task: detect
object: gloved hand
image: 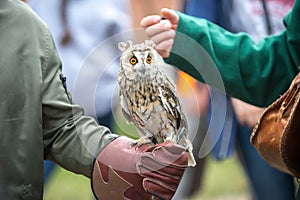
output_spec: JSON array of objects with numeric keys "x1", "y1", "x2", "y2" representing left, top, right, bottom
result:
[{"x1": 91, "y1": 136, "x2": 188, "y2": 200}]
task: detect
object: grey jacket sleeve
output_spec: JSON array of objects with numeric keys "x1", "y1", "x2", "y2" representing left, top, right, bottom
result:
[{"x1": 41, "y1": 24, "x2": 118, "y2": 177}]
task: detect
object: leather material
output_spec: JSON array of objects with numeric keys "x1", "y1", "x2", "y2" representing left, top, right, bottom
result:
[
  {"x1": 91, "y1": 136, "x2": 188, "y2": 200},
  {"x1": 251, "y1": 72, "x2": 300, "y2": 178}
]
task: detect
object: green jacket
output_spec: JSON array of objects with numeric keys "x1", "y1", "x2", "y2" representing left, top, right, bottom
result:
[
  {"x1": 0, "y1": 1, "x2": 117, "y2": 199},
  {"x1": 166, "y1": 0, "x2": 300, "y2": 107}
]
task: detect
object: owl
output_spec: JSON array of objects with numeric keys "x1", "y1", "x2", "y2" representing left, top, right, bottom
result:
[{"x1": 118, "y1": 40, "x2": 196, "y2": 167}]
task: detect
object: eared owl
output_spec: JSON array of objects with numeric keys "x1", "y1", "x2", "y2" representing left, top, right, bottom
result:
[{"x1": 118, "y1": 40, "x2": 196, "y2": 166}]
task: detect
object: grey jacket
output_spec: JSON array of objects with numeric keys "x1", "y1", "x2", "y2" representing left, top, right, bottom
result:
[{"x1": 0, "y1": 1, "x2": 117, "y2": 199}]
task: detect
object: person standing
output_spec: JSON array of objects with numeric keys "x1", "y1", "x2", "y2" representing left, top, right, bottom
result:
[
  {"x1": 27, "y1": 0, "x2": 131, "y2": 184},
  {"x1": 0, "y1": 1, "x2": 188, "y2": 199}
]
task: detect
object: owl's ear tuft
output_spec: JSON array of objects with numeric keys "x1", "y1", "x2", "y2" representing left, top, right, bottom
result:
[
  {"x1": 118, "y1": 40, "x2": 133, "y2": 52},
  {"x1": 145, "y1": 40, "x2": 156, "y2": 48}
]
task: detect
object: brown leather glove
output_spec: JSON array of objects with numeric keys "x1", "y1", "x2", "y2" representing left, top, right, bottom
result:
[{"x1": 91, "y1": 136, "x2": 188, "y2": 200}]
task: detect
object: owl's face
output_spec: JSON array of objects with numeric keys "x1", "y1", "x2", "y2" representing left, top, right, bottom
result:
[{"x1": 118, "y1": 40, "x2": 159, "y2": 80}]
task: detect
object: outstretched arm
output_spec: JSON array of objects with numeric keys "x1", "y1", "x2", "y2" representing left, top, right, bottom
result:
[{"x1": 141, "y1": 7, "x2": 300, "y2": 106}]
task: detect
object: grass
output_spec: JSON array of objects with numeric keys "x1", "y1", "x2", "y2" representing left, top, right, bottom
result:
[
  {"x1": 192, "y1": 156, "x2": 250, "y2": 200},
  {"x1": 44, "y1": 169, "x2": 93, "y2": 200}
]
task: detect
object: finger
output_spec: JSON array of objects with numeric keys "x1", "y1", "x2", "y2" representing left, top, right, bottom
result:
[
  {"x1": 144, "y1": 20, "x2": 173, "y2": 38},
  {"x1": 143, "y1": 178, "x2": 175, "y2": 200},
  {"x1": 150, "y1": 29, "x2": 176, "y2": 45},
  {"x1": 138, "y1": 149, "x2": 186, "y2": 174},
  {"x1": 140, "y1": 166, "x2": 184, "y2": 184},
  {"x1": 138, "y1": 159, "x2": 184, "y2": 179},
  {"x1": 161, "y1": 8, "x2": 179, "y2": 25},
  {"x1": 140, "y1": 15, "x2": 161, "y2": 28},
  {"x1": 155, "y1": 39, "x2": 174, "y2": 58}
]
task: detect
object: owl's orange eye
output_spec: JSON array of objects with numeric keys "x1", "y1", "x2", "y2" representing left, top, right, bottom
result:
[
  {"x1": 129, "y1": 56, "x2": 138, "y2": 65},
  {"x1": 146, "y1": 55, "x2": 152, "y2": 64}
]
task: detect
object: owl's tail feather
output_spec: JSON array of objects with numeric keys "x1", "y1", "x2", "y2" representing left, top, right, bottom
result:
[
  {"x1": 176, "y1": 127, "x2": 186, "y2": 144},
  {"x1": 177, "y1": 127, "x2": 196, "y2": 167},
  {"x1": 188, "y1": 151, "x2": 196, "y2": 167}
]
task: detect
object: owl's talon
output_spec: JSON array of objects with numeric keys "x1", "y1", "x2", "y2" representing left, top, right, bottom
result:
[
  {"x1": 131, "y1": 137, "x2": 152, "y2": 150},
  {"x1": 127, "y1": 140, "x2": 138, "y2": 149},
  {"x1": 134, "y1": 143, "x2": 142, "y2": 150}
]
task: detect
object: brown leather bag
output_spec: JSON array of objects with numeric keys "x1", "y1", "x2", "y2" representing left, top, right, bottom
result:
[{"x1": 251, "y1": 72, "x2": 300, "y2": 178}]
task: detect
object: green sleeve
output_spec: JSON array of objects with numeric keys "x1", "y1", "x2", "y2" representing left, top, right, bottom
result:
[
  {"x1": 41, "y1": 28, "x2": 118, "y2": 177},
  {"x1": 166, "y1": 1, "x2": 300, "y2": 107}
]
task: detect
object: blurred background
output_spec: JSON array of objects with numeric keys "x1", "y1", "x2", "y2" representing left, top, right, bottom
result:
[{"x1": 25, "y1": 0, "x2": 296, "y2": 199}]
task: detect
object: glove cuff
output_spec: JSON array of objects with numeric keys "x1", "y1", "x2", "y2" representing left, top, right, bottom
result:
[{"x1": 91, "y1": 136, "x2": 150, "y2": 199}]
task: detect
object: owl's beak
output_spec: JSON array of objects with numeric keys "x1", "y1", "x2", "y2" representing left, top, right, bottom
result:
[{"x1": 139, "y1": 64, "x2": 146, "y2": 75}]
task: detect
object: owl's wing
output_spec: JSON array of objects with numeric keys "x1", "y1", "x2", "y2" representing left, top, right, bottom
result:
[
  {"x1": 159, "y1": 77, "x2": 196, "y2": 166},
  {"x1": 158, "y1": 80, "x2": 187, "y2": 131},
  {"x1": 119, "y1": 94, "x2": 134, "y2": 124},
  {"x1": 120, "y1": 90, "x2": 148, "y2": 129}
]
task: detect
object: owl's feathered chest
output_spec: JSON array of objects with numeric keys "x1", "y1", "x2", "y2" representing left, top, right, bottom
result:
[
  {"x1": 119, "y1": 72, "x2": 165, "y2": 115},
  {"x1": 118, "y1": 70, "x2": 184, "y2": 139}
]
